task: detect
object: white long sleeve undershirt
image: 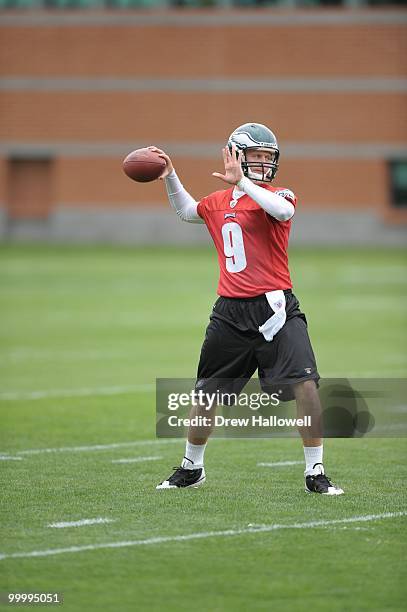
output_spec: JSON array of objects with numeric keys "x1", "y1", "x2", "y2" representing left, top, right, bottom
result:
[
  {"x1": 163, "y1": 170, "x2": 203, "y2": 223},
  {"x1": 236, "y1": 176, "x2": 295, "y2": 222},
  {"x1": 164, "y1": 171, "x2": 295, "y2": 223}
]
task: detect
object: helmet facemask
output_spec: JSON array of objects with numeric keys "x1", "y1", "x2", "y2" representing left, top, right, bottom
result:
[{"x1": 240, "y1": 147, "x2": 279, "y2": 183}]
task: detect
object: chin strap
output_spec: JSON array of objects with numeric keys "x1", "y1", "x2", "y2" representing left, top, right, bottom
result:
[{"x1": 246, "y1": 167, "x2": 273, "y2": 182}]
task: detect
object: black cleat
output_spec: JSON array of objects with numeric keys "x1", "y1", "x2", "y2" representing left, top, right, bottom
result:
[
  {"x1": 156, "y1": 466, "x2": 206, "y2": 490},
  {"x1": 305, "y1": 463, "x2": 344, "y2": 496}
]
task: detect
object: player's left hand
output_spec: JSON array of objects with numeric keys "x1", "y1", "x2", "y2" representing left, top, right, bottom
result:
[{"x1": 212, "y1": 145, "x2": 244, "y2": 185}]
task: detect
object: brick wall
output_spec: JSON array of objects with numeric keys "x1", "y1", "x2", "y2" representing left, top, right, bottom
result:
[{"x1": 0, "y1": 9, "x2": 406, "y2": 241}]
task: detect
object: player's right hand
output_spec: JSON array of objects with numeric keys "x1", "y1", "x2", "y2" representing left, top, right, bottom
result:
[{"x1": 147, "y1": 146, "x2": 174, "y2": 179}]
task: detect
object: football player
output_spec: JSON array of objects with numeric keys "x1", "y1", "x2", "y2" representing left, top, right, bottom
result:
[{"x1": 150, "y1": 122, "x2": 343, "y2": 495}]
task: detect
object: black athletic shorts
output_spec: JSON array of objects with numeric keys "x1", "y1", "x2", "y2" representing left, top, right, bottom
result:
[{"x1": 195, "y1": 290, "x2": 319, "y2": 402}]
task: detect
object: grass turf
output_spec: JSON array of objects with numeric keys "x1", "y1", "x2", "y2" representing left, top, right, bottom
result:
[{"x1": 0, "y1": 245, "x2": 406, "y2": 611}]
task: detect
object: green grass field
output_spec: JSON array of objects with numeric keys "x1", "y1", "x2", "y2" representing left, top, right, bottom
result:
[{"x1": 0, "y1": 245, "x2": 406, "y2": 611}]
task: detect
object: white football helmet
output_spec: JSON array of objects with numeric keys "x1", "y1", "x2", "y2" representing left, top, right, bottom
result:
[{"x1": 228, "y1": 122, "x2": 279, "y2": 182}]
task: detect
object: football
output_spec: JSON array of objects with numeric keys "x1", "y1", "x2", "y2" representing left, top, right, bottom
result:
[{"x1": 122, "y1": 148, "x2": 166, "y2": 183}]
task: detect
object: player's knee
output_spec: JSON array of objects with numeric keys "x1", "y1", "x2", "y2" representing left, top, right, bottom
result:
[{"x1": 293, "y1": 378, "x2": 318, "y2": 399}]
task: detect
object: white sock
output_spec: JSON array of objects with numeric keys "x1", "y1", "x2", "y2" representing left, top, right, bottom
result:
[
  {"x1": 181, "y1": 441, "x2": 206, "y2": 470},
  {"x1": 303, "y1": 445, "x2": 324, "y2": 476}
]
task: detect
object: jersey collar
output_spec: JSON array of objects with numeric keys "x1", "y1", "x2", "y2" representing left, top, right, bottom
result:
[{"x1": 232, "y1": 185, "x2": 245, "y2": 200}]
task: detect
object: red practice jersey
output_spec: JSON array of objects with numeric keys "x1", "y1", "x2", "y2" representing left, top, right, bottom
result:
[{"x1": 197, "y1": 184, "x2": 297, "y2": 298}]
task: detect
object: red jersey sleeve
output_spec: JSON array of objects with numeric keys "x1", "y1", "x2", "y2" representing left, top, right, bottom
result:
[
  {"x1": 273, "y1": 187, "x2": 297, "y2": 208},
  {"x1": 197, "y1": 195, "x2": 211, "y2": 220}
]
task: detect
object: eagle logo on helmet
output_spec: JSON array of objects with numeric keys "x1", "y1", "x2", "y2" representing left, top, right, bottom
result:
[{"x1": 228, "y1": 122, "x2": 279, "y2": 183}]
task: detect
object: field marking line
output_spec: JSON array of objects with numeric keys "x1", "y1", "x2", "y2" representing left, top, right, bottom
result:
[
  {"x1": 1, "y1": 511, "x2": 405, "y2": 561},
  {"x1": 48, "y1": 518, "x2": 116, "y2": 529},
  {"x1": 0, "y1": 456, "x2": 23, "y2": 461},
  {"x1": 11, "y1": 439, "x2": 182, "y2": 456},
  {"x1": 3, "y1": 373, "x2": 407, "y2": 402},
  {"x1": 5, "y1": 437, "x2": 277, "y2": 458},
  {"x1": 258, "y1": 461, "x2": 303, "y2": 467},
  {"x1": 0, "y1": 384, "x2": 154, "y2": 401},
  {"x1": 322, "y1": 371, "x2": 407, "y2": 378},
  {"x1": 337, "y1": 300, "x2": 407, "y2": 312},
  {"x1": 390, "y1": 404, "x2": 407, "y2": 414},
  {"x1": 111, "y1": 456, "x2": 162, "y2": 464},
  {"x1": 2, "y1": 348, "x2": 140, "y2": 363}
]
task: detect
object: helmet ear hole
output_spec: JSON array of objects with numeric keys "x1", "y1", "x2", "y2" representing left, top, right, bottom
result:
[{"x1": 229, "y1": 143, "x2": 242, "y2": 160}]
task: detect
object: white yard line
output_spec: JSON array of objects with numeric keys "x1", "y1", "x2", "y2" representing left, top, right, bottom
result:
[
  {"x1": 111, "y1": 456, "x2": 162, "y2": 464},
  {"x1": 2, "y1": 437, "x2": 270, "y2": 459},
  {"x1": 3, "y1": 349, "x2": 137, "y2": 363},
  {"x1": 0, "y1": 384, "x2": 154, "y2": 401},
  {"x1": 48, "y1": 518, "x2": 116, "y2": 529},
  {"x1": 13, "y1": 439, "x2": 182, "y2": 456},
  {"x1": 337, "y1": 300, "x2": 407, "y2": 311},
  {"x1": 0, "y1": 456, "x2": 23, "y2": 461},
  {"x1": 1, "y1": 511, "x2": 405, "y2": 561},
  {"x1": 2, "y1": 373, "x2": 406, "y2": 402},
  {"x1": 391, "y1": 405, "x2": 407, "y2": 414},
  {"x1": 322, "y1": 371, "x2": 407, "y2": 378},
  {"x1": 338, "y1": 267, "x2": 407, "y2": 284},
  {"x1": 258, "y1": 461, "x2": 303, "y2": 467}
]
